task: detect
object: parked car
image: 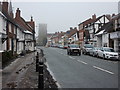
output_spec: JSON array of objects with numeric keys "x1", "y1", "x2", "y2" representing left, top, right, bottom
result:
[
  {"x1": 89, "y1": 47, "x2": 101, "y2": 57},
  {"x1": 67, "y1": 44, "x2": 81, "y2": 55},
  {"x1": 82, "y1": 44, "x2": 94, "y2": 55},
  {"x1": 63, "y1": 45, "x2": 68, "y2": 49},
  {"x1": 59, "y1": 45, "x2": 64, "y2": 49},
  {"x1": 97, "y1": 47, "x2": 119, "y2": 60},
  {"x1": 51, "y1": 44, "x2": 58, "y2": 48}
]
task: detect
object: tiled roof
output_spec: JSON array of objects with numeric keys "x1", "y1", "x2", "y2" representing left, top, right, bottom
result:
[
  {"x1": 78, "y1": 18, "x2": 95, "y2": 26},
  {"x1": 67, "y1": 29, "x2": 77, "y2": 38},
  {"x1": 2, "y1": 10, "x2": 17, "y2": 25}
]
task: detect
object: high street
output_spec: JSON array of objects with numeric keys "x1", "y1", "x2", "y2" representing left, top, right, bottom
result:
[{"x1": 41, "y1": 47, "x2": 118, "y2": 88}]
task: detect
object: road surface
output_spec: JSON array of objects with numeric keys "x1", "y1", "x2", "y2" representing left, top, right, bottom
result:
[{"x1": 41, "y1": 47, "x2": 118, "y2": 88}]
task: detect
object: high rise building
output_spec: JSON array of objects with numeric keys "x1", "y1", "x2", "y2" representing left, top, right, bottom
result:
[{"x1": 37, "y1": 23, "x2": 47, "y2": 46}]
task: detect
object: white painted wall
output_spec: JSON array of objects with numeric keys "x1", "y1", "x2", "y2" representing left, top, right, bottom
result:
[
  {"x1": 97, "y1": 36, "x2": 102, "y2": 47},
  {"x1": 25, "y1": 33, "x2": 34, "y2": 51},
  {"x1": 114, "y1": 39, "x2": 119, "y2": 52},
  {"x1": 71, "y1": 33, "x2": 78, "y2": 42},
  {"x1": 0, "y1": 12, "x2": 7, "y2": 51},
  {"x1": 17, "y1": 28, "x2": 24, "y2": 41},
  {"x1": 17, "y1": 42, "x2": 24, "y2": 54},
  {"x1": 102, "y1": 33, "x2": 109, "y2": 47},
  {"x1": 17, "y1": 28, "x2": 25, "y2": 54},
  {"x1": 9, "y1": 38, "x2": 12, "y2": 50}
]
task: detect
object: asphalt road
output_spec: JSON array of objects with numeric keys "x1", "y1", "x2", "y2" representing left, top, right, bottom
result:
[{"x1": 40, "y1": 47, "x2": 118, "y2": 88}]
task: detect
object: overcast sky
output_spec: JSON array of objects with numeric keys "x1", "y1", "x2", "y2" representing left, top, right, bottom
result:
[{"x1": 12, "y1": 2, "x2": 118, "y2": 35}]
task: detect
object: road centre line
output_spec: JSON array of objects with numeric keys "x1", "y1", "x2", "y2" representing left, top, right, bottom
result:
[
  {"x1": 77, "y1": 60, "x2": 88, "y2": 65},
  {"x1": 93, "y1": 65, "x2": 114, "y2": 75}
]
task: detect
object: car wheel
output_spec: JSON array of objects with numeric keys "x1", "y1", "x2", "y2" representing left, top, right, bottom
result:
[
  {"x1": 96, "y1": 54, "x2": 99, "y2": 58},
  {"x1": 79, "y1": 52, "x2": 81, "y2": 56},
  {"x1": 70, "y1": 52, "x2": 72, "y2": 55},
  {"x1": 67, "y1": 51, "x2": 69, "y2": 55},
  {"x1": 82, "y1": 51, "x2": 84, "y2": 54}
]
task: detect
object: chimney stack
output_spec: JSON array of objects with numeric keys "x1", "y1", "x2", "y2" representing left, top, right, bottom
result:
[
  {"x1": 15, "y1": 8, "x2": 21, "y2": 18},
  {"x1": 31, "y1": 16, "x2": 33, "y2": 21},
  {"x1": 2, "y1": 1, "x2": 8, "y2": 13},
  {"x1": 112, "y1": 13, "x2": 115, "y2": 17},
  {"x1": 106, "y1": 14, "x2": 111, "y2": 20},
  {"x1": 74, "y1": 27, "x2": 77, "y2": 30},
  {"x1": 70, "y1": 27, "x2": 73, "y2": 31},
  {"x1": 92, "y1": 14, "x2": 96, "y2": 20}
]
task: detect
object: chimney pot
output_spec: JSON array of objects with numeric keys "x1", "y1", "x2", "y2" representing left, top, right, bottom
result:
[
  {"x1": 15, "y1": 8, "x2": 21, "y2": 18},
  {"x1": 112, "y1": 13, "x2": 115, "y2": 17},
  {"x1": 70, "y1": 27, "x2": 73, "y2": 30},
  {"x1": 92, "y1": 14, "x2": 96, "y2": 20}
]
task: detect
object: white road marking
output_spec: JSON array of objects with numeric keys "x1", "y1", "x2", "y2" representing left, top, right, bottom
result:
[
  {"x1": 45, "y1": 62, "x2": 61, "y2": 88},
  {"x1": 77, "y1": 60, "x2": 88, "y2": 65},
  {"x1": 93, "y1": 66, "x2": 114, "y2": 75},
  {"x1": 69, "y1": 56, "x2": 75, "y2": 59}
]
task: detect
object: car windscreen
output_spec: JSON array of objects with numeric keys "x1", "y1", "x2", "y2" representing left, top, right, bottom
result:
[
  {"x1": 84, "y1": 44, "x2": 93, "y2": 48},
  {"x1": 104, "y1": 48, "x2": 115, "y2": 52},
  {"x1": 94, "y1": 47, "x2": 100, "y2": 50},
  {"x1": 69, "y1": 45, "x2": 79, "y2": 48}
]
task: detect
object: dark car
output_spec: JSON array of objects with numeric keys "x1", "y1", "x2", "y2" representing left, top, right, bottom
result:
[
  {"x1": 67, "y1": 44, "x2": 81, "y2": 56},
  {"x1": 82, "y1": 44, "x2": 94, "y2": 55}
]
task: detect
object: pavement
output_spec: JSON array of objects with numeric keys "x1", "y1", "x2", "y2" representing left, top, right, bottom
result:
[
  {"x1": 2, "y1": 52, "x2": 37, "y2": 88},
  {"x1": 1, "y1": 49, "x2": 59, "y2": 89},
  {"x1": 41, "y1": 47, "x2": 119, "y2": 88}
]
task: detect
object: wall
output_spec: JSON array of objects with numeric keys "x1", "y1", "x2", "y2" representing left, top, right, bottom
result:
[
  {"x1": 97, "y1": 35, "x2": 102, "y2": 47},
  {"x1": 17, "y1": 28, "x2": 25, "y2": 54},
  {"x1": 0, "y1": 12, "x2": 7, "y2": 51},
  {"x1": 102, "y1": 33, "x2": 109, "y2": 47}
]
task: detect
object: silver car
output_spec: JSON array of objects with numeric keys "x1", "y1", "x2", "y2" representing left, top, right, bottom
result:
[
  {"x1": 89, "y1": 47, "x2": 101, "y2": 57},
  {"x1": 67, "y1": 44, "x2": 81, "y2": 56},
  {"x1": 82, "y1": 44, "x2": 94, "y2": 55}
]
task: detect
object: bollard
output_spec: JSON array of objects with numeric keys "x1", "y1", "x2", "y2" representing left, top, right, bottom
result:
[
  {"x1": 40, "y1": 49, "x2": 44, "y2": 57},
  {"x1": 38, "y1": 59, "x2": 44, "y2": 89},
  {"x1": 36, "y1": 52, "x2": 39, "y2": 72}
]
